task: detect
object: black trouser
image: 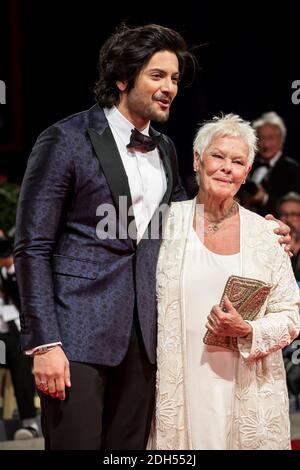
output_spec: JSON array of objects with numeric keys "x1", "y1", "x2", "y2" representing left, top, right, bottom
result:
[
  {"x1": 0, "y1": 331, "x2": 36, "y2": 420},
  {"x1": 39, "y1": 318, "x2": 156, "y2": 450}
]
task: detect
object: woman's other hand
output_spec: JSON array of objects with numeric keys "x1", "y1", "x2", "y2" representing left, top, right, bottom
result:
[{"x1": 206, "y1": 296, "x2": 252, "y2": 338}]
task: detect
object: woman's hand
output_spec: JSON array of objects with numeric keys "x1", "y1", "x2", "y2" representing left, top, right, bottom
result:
[
  {"x1": 206, "y1": 296, "x2": 252, "y2": 338},
  {"x1": 265, "y1": 214, "x2": 292, "y2": 257}
]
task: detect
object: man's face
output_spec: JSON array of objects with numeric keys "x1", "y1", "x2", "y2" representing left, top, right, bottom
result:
[
  {"x1": 117, "y1": 50, "x2": 179, "y2": 130},
  {"x1": 257, "y1": 124, "x2": 283, "y2": 161},
  {"x1": 279, "y1": 200, "x2": 300, "y2": 232}
]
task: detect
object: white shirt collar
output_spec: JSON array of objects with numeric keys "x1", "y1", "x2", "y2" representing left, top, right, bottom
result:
[
  {"x1": 268, "y1": 150, "x2": 282, "y2": 167},
  {"x1": 104, "y1": 106, "x2": 150, "y2": 147}
]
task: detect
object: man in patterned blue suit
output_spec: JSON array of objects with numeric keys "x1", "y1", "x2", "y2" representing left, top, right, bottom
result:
[{"x1": 14, "y1": 24, "x2": 191, "y2": 450}]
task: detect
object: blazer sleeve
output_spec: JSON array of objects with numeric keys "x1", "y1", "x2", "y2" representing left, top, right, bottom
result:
[
  {"x1": 14, "y1": 125, "x2": 74, "y2": 350},
  {"x1": 238, "y1": 242, "x2": 300, "y2": 361}
]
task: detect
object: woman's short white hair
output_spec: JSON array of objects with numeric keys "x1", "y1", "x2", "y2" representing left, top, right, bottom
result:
[
  {"x1": 252, "y1": 111, "x2": 287, "y2": 142},
  {"x1": 193, "y1": 113, "x2": 258, "y2": 165}
]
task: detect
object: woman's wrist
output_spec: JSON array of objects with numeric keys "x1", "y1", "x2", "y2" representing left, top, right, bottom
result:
[{"x1": 241, "y1": 322, "x2": 252, "y2": 338}]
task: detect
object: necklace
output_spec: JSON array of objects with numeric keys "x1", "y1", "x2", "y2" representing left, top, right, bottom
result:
[{"x1": 198, "y1": 201, "x2": 238, "y2": 236}]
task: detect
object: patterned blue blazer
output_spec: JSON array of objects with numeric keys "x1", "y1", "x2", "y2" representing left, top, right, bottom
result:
[{"x1": 14, "y1": 104, "x2": 186, "y2": 365}]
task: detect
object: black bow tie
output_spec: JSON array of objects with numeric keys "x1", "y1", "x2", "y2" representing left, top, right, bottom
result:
[{"x1": 127, "y1": 128, "x2": 161, "y2": 152}]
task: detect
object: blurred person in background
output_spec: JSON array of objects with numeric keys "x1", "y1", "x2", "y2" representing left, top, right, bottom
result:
[
  {"x1": 0, "y1": 232, "x2": 38, "y2": 440},
  {"x1": 278, "y1": 192, "x2": 300, "y2": 281},
  {"x1": 238, "y1": 112, "x2": 300, "y2": 216}
]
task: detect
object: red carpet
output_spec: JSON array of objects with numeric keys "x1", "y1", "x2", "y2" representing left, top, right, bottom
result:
[{"x1": 291, "y1": 440, "x2": 300, "y2": 450}]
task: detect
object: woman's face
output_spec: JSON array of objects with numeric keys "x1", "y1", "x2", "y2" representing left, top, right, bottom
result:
[{"x1": 194, "y1": 135, "x2": 251, "y2": 200}]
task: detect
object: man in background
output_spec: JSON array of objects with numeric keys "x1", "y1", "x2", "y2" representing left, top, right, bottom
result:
[
  {"x1": 278, "y1": 192, "x2": 300, "y2": 281},
  {"x1": 239, "y1": 111, "x2": 300, "y2": 215}
]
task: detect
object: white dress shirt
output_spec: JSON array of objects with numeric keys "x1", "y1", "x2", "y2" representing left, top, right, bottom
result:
[
  {"x1": 251, "y1": 150, "x2": 282, "y2": 184},
  {"x1": 104, "y1": 106, "x2": 167, "y2": 243}
]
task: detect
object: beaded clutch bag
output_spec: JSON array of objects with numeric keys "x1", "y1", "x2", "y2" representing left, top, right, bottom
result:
[{"x1": 203, "y1": 275, "x2": 272, "y2": 351}]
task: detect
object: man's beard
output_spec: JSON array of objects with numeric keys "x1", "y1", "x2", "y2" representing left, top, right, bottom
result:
[
  {"x1": 127, "y1": 94, "x2": 171, "y2": 124},
  {"x1": 142, "y1": 104, "x2": 170, "y2": 123}
]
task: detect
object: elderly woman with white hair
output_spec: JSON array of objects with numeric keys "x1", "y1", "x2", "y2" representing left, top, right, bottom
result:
[{"x1": 149, "y1": 114, "x2": 300, "y2": 450}]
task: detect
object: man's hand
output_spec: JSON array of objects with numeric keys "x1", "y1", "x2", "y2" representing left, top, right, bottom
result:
[
  {"x1": 265, "y1": 214, "x2": 292, "y2": 256},
  {"x1": 33, "y1": 346, "x2": 71, "y2": 401},
  {"x1": 206, "y1": 296, "x2": 252, "y2": 338}
]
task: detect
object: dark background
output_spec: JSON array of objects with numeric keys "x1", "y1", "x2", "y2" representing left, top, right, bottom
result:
[{"x1": 1, "y1": 0, "x2": 299, "y2": 184}]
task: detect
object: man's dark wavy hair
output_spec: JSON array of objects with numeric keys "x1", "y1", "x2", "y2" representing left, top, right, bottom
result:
[{"x1": 94, "y1": 23, "x2": 194, "y2": 108}]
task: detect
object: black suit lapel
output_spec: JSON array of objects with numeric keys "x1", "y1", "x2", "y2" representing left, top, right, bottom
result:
[
  {"x1": 156, "y1": 134, "x2": 173, "y2": 205},
  {"x1": 88, "y1": 126, "x2": 137, "y2": 244}
]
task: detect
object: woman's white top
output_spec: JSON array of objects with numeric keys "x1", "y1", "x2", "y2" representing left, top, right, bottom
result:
[{"x1": 182, "y1": 222, "x2": 241, "y2": 449}]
